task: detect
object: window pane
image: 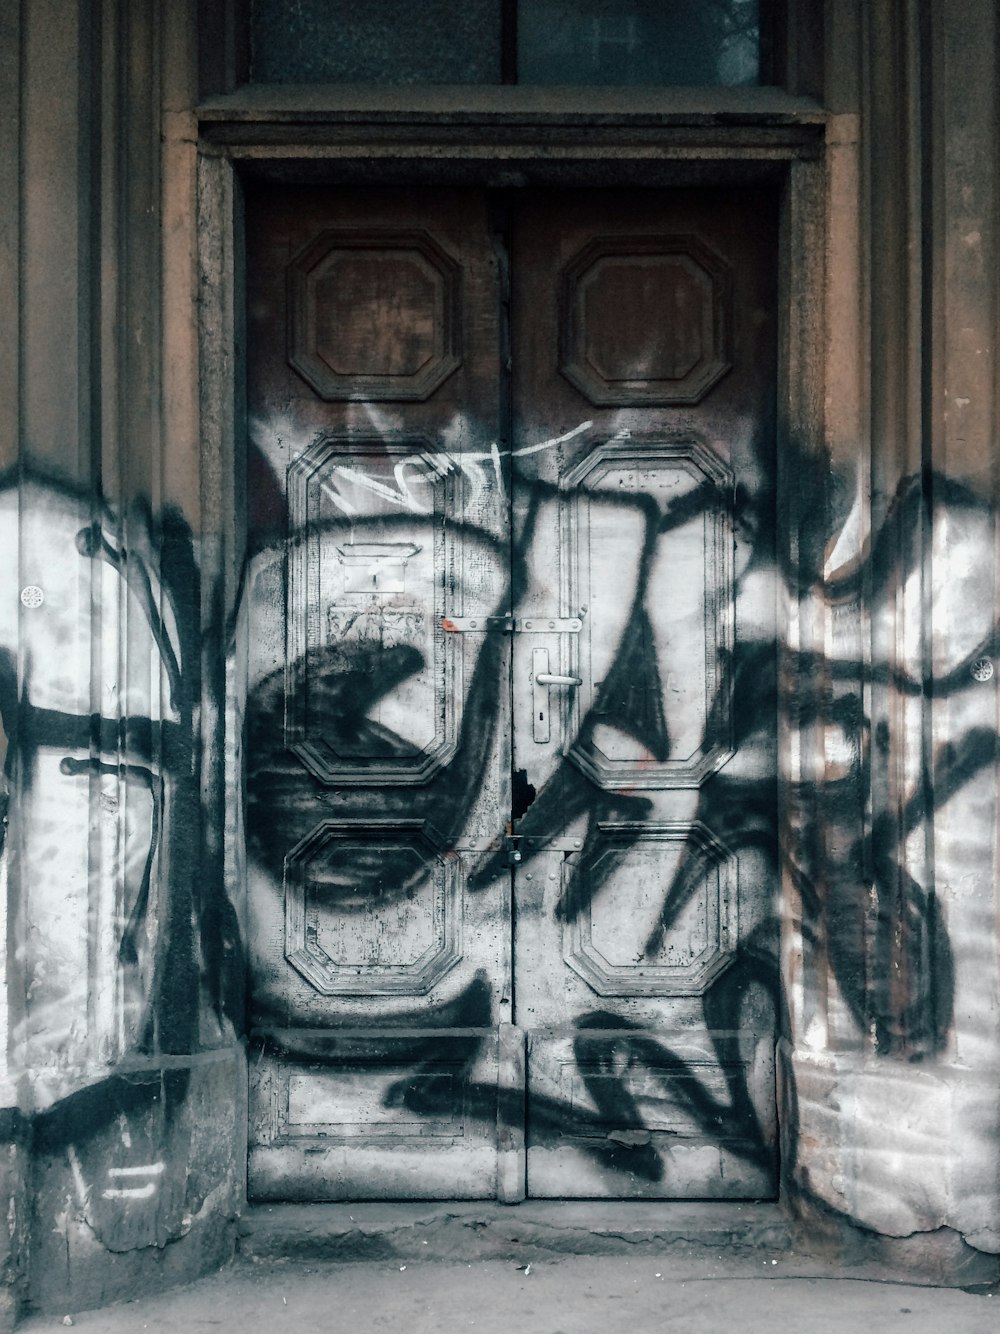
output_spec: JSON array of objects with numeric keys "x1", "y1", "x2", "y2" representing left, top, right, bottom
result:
[
  {"x1": 250, "y1": 0, "x2": 503, "y2": 84},
  {"x1": 517, "y1": 0, "x2": 760, "y2": 86}
]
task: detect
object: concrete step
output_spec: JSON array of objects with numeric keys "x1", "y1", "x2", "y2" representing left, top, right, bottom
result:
[{"x1": 238, "y1": 1200, "x2": 792, "y2": 1264}]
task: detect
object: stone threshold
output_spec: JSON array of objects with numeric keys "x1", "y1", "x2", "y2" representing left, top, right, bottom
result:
[{"x1": 238, "y1": 1200, "x2": 791, "y2": 1264}]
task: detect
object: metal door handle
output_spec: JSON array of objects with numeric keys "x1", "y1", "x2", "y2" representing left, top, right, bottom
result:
[{"x1": 532, "y1": 648, "x2": 581, "y2": 743}]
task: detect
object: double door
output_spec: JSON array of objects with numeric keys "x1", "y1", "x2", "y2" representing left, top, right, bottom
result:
[{"x1": 244, "y1": 184, "x2": 778, "y2": 1200}]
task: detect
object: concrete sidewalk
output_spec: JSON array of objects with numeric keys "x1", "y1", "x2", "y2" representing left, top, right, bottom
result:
[{"x1": 17, "y1": 1253, "x2": 997, "y2": 1334}]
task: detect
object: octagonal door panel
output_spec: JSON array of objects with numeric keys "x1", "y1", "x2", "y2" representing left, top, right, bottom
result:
[{"x1": 245, "y1": 185, "x2": 779, "y2": 1203}]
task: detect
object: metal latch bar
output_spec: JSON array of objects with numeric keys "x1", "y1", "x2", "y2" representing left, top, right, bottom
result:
[
  {"x1": 518, "y1": 617, "x2": 583, "y2": 633},
  {"x1": 442, "y1": 615, "x2": 583, "y2": 633},
  {"x1": 442, "y1": 615, "x2": 514, "y2": 633}
]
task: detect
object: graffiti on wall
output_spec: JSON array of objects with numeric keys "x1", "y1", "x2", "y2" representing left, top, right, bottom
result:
[
  {"x1": 3, "y1": 434, "x2": 997, "y2": 1220},
  {"x1": 0, "y1": 473, "x2": 243, "y2": 1259}
]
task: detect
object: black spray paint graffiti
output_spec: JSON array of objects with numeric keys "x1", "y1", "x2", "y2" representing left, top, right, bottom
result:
[
  {"x1": 5, "y1": 442, "x2": 992, "y2": 1212},
  {"x1": 0, "y1": 472, "x2": 242, "y2": 1250},
  {"x1": 245, "y1": 419, "x2": 998, "y2": 1195}
]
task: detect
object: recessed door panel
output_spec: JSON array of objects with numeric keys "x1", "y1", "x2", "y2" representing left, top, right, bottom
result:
[
  {"x1": 560, "y1": 438, "x2": 736, "y2": 789},
  {"x1": 285, "y1": 435, "x2": 465, "y2": 785}
]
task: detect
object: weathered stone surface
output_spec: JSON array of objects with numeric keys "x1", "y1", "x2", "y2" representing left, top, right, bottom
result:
[
  {"x1": 26, "y1": 1051, "x2": 244, "y2": 1317},
  {"x1": 0, "y1": 1107, "x2": 28, "y2": 1333},
  {"x1": 5, "y1": 0, "x2": 1000, "y2": 1321},
  {"x1": 238, "y1": 1200, "x2": 792, "y2": 1263},
  {"x1": 13, "y1": 1255, "x2": 1000, "y2": 1334},
  {"x1": 788, "y1": 1049, "x2": 1000, "y2": 1259},
  {"x1": 237, "y1": 1200, "x2": 1000, "y2": 1289}
]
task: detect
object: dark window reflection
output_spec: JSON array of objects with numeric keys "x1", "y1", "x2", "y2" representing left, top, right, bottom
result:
[
  {"x1": 517, "y1": 0, "x2": 760, "y2": 87},
  {"x1": 250, "y1": 0, "x2": 503, "y2": 85},
  {"x1": 249, "y1": 0, "x2": 761, "y2": 88}
]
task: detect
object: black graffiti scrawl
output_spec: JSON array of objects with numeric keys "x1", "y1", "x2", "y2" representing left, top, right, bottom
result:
[
  {"x1": 2, "y1": 444, "x2": 996, "y2": 1217},
  {"x1": 218, "y1": 174, "x2": 1000, "y2": 1208},
  {"x1": 243, "y1": 399, "x2": 997, "y2": 1204}
]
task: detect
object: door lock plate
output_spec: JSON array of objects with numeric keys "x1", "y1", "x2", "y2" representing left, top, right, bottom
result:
[
  {"x1": 532, "y1": 647, "x2": 551, "y2": 743},
  {"x1": 531, "y1": 647, "x2": 581, "y2": 743}
]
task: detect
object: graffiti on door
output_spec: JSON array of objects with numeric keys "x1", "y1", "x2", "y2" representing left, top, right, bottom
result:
[
  {"x1": 2, "y1": 421, "x2": 997, "y2": 1218},
  {"x1": 243, "y1": 404, "x2": 999, "y2": 1196}
]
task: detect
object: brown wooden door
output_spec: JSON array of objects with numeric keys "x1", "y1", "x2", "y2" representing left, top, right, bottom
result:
[{"x1": 244, "y1": 185, "x2": 778, "y2": 1201}]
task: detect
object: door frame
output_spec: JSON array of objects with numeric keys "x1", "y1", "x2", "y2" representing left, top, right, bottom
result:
[{"x1": 193, "y1": 80, "x2": 857, "y2": 1209}]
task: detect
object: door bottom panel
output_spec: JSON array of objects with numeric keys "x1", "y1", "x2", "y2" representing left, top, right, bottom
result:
[
  {"x1": 249, "y1": 1028, "x2": 501, "y2": 1201},
  {"x1": 525, "y1": 1030, "x2": 777, "y2": 1199}
]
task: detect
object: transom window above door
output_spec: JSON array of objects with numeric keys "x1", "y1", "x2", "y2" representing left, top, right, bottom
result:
[{"x1": 249, "y1": 0, "x2": 765, "y2": 87}]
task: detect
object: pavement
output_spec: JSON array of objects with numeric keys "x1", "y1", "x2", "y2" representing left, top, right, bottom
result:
[{"x1": 16, "y1": 1252, "x2": 998, "y2": 1334}]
